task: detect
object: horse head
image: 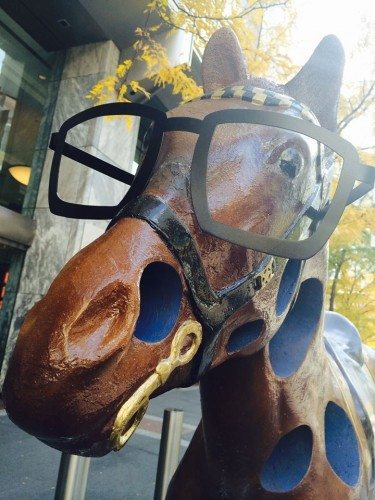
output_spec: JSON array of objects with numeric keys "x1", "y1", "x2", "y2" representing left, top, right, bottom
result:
[{"x1": 3, "y1": 28, "x2": 346, "y2": 457}]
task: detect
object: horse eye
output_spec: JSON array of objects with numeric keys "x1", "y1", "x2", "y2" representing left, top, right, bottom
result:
[{"x1": 278, "y1": 148, "x2": 304, "y2": 178}]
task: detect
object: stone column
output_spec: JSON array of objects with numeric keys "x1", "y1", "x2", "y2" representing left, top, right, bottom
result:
[{"x1": 0, "y1": 40, "x2": 140, "y2": 387}]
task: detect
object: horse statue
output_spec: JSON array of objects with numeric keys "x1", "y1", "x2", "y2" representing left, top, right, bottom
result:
[{"x1": 3, "y1": 28, "x2": 375, "y2": 499}]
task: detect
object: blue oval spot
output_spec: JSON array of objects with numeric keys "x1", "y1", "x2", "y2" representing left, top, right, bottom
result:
[
  {"x1": 276, "y1": 259, "x2": 302, "y2": 316},
  {"x1": 325, "y1": 402, "x2": 360, "y2": 486},
  {"x1": 260, "y1": 425, "x2": 313, "y2": 492},
  {"x1": 133, "y1": 263, "x2": 182, "y2": 343},
  {"x1": 227, "y1": 320, "x2": 264, "y2": 353},
  {"x1": 269, "y1": 278, "x2": 323, "y2": 378}
]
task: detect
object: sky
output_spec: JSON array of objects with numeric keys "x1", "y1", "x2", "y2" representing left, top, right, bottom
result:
[
  {"x1": 288, "y1": 0, "x2": 374, "y2": 83},
  {"x1": 270, "y1": 0, "x2": 375, "y2": 147}
]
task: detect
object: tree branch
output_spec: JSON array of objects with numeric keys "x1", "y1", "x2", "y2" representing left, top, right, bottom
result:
[
  {"x1": 338, "y1": 81, "x2": 375, "y2": 133},
  {"x1": 329, "y1": 248, "x2": 347, "y2": 311},
  {"x1": 169, "y1": 0, "x2": 289, "y2": 22},
  {"x1": 154, "y1": 6, "x2": 208, "y2": 43}
]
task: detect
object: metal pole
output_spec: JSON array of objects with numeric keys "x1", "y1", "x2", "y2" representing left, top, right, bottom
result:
[
  {"x1": 54, "y1": 453, "x2": 91, "y2": 500},
  {"x1": 154, "y1": 408, "x2": 184, "y2": 500}
]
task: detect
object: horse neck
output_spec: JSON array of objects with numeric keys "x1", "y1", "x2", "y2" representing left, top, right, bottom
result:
[{"x1": 197, "y1": 253, "x2": 330, "y2": 495}]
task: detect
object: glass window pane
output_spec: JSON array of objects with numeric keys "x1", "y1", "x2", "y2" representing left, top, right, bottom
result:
[{"x1": 0, "y1": 15, "x2": 56, "y2": 212}]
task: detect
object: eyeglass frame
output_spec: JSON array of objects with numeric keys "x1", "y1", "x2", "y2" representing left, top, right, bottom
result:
[{"x1": 49, "y1": 102, "x2": 375, "y2": 261}]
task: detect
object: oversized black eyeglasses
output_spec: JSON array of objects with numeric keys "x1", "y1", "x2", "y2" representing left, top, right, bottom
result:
[{"x1": 49, "y1": 102, "x2": 374, "y2": 260}]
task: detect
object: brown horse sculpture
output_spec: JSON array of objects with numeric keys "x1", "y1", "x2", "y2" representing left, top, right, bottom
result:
[{"x1": 3, "y1": 28, "x2": 375, "y2": 498}]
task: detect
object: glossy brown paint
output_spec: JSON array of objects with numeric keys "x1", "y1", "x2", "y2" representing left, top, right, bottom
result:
[
  {"x1": 167, "y1": 251, "x2": 371, "y2": 499},
  {"x1": 145, "y1": 99, "x2": 317, "y2": 291},
  {"x1": 4, "y1": 218, "x2": 198, "y2": 456},
  {"x1": 3, "y1": 27, "x2": 374, "y2": 499}
]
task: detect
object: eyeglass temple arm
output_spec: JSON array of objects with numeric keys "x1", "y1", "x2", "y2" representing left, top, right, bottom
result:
[
  {"x1": 306, "y1": 163, "x2": 374, "y2": 221},
  {"x1": 49, "y1": 133, "x2": 135, "y2": 185},
  {"x1": 350, "y1": 163, "x2": 375, "y2": 204}
]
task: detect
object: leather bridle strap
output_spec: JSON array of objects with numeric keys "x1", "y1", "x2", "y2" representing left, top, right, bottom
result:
[{"x1": 113, "y1": 194, "x2": 276, "y2": 334}]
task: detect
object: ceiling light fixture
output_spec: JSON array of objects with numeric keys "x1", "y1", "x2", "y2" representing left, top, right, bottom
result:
[{"x1": 8, "y1": 165, "x2": 31, "y2": 186}]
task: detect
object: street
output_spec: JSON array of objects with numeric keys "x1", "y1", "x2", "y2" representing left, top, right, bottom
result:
[{"x1": 0, "y1": 386, "x2": 201, "y2": 499}]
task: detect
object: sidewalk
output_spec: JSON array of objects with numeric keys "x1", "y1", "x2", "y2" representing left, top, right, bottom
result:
[{"x1": 0, "y1": 387, "x2": 201, "y2": 500}]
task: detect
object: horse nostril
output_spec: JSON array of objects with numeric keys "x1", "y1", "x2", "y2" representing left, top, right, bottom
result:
[{"x1": 133, "y1": 262, "x2": 182, "y2": 343}]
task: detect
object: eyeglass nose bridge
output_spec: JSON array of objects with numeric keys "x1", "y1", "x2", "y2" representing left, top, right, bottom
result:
[{"x1": 163, "y1": 116, "x2": 203, "y2": 134}]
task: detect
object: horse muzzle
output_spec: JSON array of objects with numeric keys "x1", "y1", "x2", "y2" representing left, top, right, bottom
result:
[{"x1": 3, "y1": 217, "x2": 203, "y2": 457}]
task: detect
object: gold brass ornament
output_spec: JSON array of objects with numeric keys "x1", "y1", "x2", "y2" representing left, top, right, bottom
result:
[
  {"x1": 254, "y1": 257, "x2": 276, "y2": 290},
  {"x1": 110, "y1": 320, "x2": 203, "y2": 451}
]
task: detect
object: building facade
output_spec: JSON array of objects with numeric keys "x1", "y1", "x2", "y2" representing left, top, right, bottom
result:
[{"x1": 0, "y1": 1, "x2": 198, "y2": 388}]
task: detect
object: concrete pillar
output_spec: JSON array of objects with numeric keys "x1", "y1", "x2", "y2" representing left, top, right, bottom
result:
[{"x1": 0, "y1": 40, "x2": 140, "y2": 387}]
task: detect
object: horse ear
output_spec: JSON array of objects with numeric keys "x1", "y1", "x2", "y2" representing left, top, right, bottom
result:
[
  {"x1": 202, "y1": 28, "x2": 248, "y2": 92},
  {"x1": 285, "y1": 35, "x2": 345, "y2": 131}
]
